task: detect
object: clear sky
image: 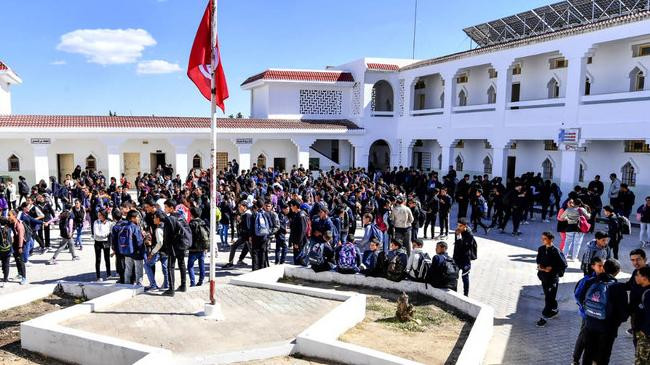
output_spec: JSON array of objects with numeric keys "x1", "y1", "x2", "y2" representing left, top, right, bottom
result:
[{"x1": 1, "y1": 0, "x2": 551, "y2": 117}]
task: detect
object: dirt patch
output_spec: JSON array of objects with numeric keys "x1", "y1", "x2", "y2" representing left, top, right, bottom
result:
[
  {"x1": 0, "y1": 293, "x2": 79, "y2": 365},
  {"x1": 239, "y1": 354, "x2": 341, "y2": 364},
  {"x1": 280, "y1": 278, "x2": 472, "y2": 365}
]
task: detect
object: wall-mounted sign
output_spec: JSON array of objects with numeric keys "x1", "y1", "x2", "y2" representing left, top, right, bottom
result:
[
  {"x1": 30, "y1": 138, "x2": 51, "y2": 145},
  {"x1": 558, "y1": 128, "x2": 580, "y2": 144},
  {"x1": 235, "y1": 138, "x2": 253, "y2": 145}
]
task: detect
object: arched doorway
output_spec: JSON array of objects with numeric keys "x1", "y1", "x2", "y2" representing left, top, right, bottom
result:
[
  {"x1": 372, "y1": 80, "x2": 394, "y2": 113},
  {"x1": 368, "y1": 140, "x2": 390, "y2": 172}
]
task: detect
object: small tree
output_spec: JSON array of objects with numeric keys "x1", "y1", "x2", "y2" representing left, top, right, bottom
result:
[{"x1": 236, "y1": 112, "x2": 243, "y2": 118}]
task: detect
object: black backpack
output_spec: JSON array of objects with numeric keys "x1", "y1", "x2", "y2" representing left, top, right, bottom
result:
[
  {"x1": 189, "y1": 219, "x2": 209, "y2": 251},
  {"x1": 173, "y1": 216, "x2": 193, "y2": 251},
  {"x1": 385, "y1": 251, "x2": 406, "y2": 282},
  {"x1": 427, "y1": 255, "x2": 459, "y2": 290},
  {"x1": 0, "y1": 227, "x2": 10, "y2": 252}
]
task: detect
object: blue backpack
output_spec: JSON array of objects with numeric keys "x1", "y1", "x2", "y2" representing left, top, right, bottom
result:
[
  {"x1": 584, "y1": 280, "x2": 615, "y2": 320},
  {"x1": 254, "y1": 211, "x2": 270, "y2": 237},
  {"x1": 116, "y1": 222, "x2": 135, "y2": 256},
  {"x1": 478, "y1": 197, "x2": 488, "y2": 214},
  {"x1": 337, "y1": 243, "x2": 359, "y2": 274}
]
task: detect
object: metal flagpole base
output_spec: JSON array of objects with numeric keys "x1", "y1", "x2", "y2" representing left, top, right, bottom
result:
[{"x1": 198, "y1": 302, "x2": 225, "y2": 321}]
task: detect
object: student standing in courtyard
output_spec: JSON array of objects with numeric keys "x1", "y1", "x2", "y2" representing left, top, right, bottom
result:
[
  {"x1": 453, "y1": 218, "x2": 476, "y2": 297},
  {"x1": 633, "y1": 266, "x2": 650, "y2": 365},
  {"x1": 535, "y1": 231, "x2": 567, "y2": 327},
  {"x1": 627, "y1": 248, "x2": 648, "y2": 348}
]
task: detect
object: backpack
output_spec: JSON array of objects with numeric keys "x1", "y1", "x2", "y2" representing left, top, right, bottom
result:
[
  {"x1": 468, "y1": 237, "x2": 478, "y2": 261},
  {"x1": 189, "y1": 219, "x2": 210, "y2": 251},
  {"x1": 174, "y1": 216, "x2": 193, "y2": 251},
  {"x1": 412, "y1": 251, "x2": 431, "y2": 281},
  {"x1": 303, "y1": 214, "x2": 312, "y2": 238},
  {"x1": 116, "y1": 222, "x2": 135, "y2": 256},
  {"x1": 439, "y1": 256, "x2": 460, "y2": 290},
  {"x1": 337, "y1": 243, "x2": 359, "y2": 274},
  {"x1": 0, "y1": 227, "x2": 10, "y2": 252},
  {"x1": 375, "y1": 214, "x2": 388, "y2": 232},
  {"x1": 478, "y1": 198, "x2": 488, "y2": 215},
  {"x1": 254, "y1": 211, "x2": 270, "y2": 237},
  {"x1": 59, "y1": 211, "x2": 73, "y2": 239},
  {"x1": 309, "y1": 242, "x2": 331, "y2": 272},
  {"x1": 584, "y1": 280, "x2": 615, "y2": 320},
  {"x1": 618, "y1": 216, "x2": 631, "y2": 235},
  {"x1": 578, "y1": 215, "x2": 591, "y2": 233},
  {"x1": 385, "y1": 251, "x2": 407, "y2": 282}
]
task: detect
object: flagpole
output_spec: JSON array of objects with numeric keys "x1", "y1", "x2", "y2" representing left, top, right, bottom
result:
[{"x1": 208, "y1": 0, "x2": 217, "y2": 306}]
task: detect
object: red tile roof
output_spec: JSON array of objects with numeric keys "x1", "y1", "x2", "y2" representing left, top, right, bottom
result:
[
  {"x1": 366, "y1": 63, "x2": 399, "y2": 72},
  {"x1": 0, "y1": 61, "x2": 8, "y2": 71},
  {"x1": 0, "y1": 115, "x2": 361, "y2": 131},
  {"x1": 241, "y1": 69, "x2": 354, "y2": 86}
]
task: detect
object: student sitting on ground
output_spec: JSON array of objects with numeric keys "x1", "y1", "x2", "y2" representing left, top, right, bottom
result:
[
  {"x1": 385, "y1": 238, "x2": 408, "y2": 282},
  {"x1": 335, "y1": 235, "x2": 361, "y2": 274},
  {"x1": 406, "y1": 238, "x2": 431, "y2": 281},
  {"x1": 361, "y1": 238, "x2": 382, "y2": 276},
  {"x1": 309, "y1": 231, "x2": 335, "y2": 273},
  {"x1": 427, "y1": 241, "x2": 459, "y2": 291}
]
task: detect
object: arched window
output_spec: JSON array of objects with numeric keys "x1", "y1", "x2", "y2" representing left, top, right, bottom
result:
[
  {"x1": 86, "y1": 155, "x2": 96, "y2": 172},
  {"x1": 192, "y1": 154, "x2": 202, "y2": 169},
  {"x1": 584, "y1": 78, "x2": 591, "y2": 96},
  {"x1": 483, "y1": 156, "x2": 492, "y2": 174},
  {"x1": 371, "y1": 80, "x2": 394, "y2": 112},
  {"x1": 542, "y1": 158, "x2": 553, "y2": 180},
  {"x1": 622, "y1": 162, "x2": 636, "y2": 186},
  {"x1": 458, "y1": 90, "x2": 467, "y2": 106},
  {"x1": 455, "y1": 155, "x2": 464, "y2": 172},
  {"x1": 257, "y1": 154, "x2": 267, "y2": 169},
  {"x1": 8, "y1": 154, "x2": 19, "y2": 172},
  {"x1": 487, "y1": 86, "x2": 496, "y2": 104},
  {"x1": 438, "y1": 154, "x2": 442, "y2": 170},
  {"x1": 547, "y1": 78, "x2": 560, "y2": 98},
  {"x1": 630, "y1": 67, "x2": 645, "y2": 92}
]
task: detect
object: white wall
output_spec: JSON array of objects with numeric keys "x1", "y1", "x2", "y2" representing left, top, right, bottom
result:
[
  {"x1": 0, "y1": 82, "x2": 11, "y2": 115},
  {"x1": 589, "y1": 37, "x2": 650, "y2": 94},
  {"x1": 250, "y1": 139, "x2": 298, "y2": 169},
  {"x1": 251, "y1": 86, "x2": 269, "y2": 118},
  {"x1": 517, "y1": 53, "x2": 568, "y2": 101},
  {"x1": 266, "y1": 83, "x2": 352, "y2": 119}
]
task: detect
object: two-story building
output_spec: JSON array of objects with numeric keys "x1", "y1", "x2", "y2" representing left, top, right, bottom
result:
[{"x1": 1, "y1": 0, "x2": 650, "y2": 199}]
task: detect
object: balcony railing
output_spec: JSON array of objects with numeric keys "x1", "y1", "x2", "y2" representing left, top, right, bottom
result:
[
  {"x1": 371, "y1": 111, "x2": 394, "y2": 117},
  {"x1": 452, "y1": 104, "x2": 496, "y2": 113},
  {"x1": 507, "y1": 98, "x2": 566, "y2": 109},
  {"x1": 581, "y1": 90, "x2": 650, "y2": 104},
  {"x1": 411, "y1": 108, "x2": 444, "y2": 116}
]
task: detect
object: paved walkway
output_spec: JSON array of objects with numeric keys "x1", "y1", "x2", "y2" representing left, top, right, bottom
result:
[{"x1": 1, "y1": 209, "x2": 643, "y2": 364}]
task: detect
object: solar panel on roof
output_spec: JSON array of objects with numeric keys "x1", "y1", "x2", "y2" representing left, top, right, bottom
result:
[{"x1": 463, "y1": 0, "x2": 650, "y2": 47}]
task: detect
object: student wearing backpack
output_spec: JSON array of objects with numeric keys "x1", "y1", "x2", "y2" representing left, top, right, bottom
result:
[
  {"x1": 162, "y1": 199, "x2": 190, "y2": 295},
  {"x1": 573, "y1": 257, "x2": 605, "y2": 364},
  {"x1": 187, "y1": 207, "x2": 209, "y2": 286},
  {"x1": 223, "y1": 202, "x2": 253, "y2": 268},
  {"x1": 275, "y1": 204, "x2": 290, "y2": 265},
  {"x1": 335, "y1": 235, "x2": 362, "y2": 274},
  {"x1": 17, "y1": 176, "x2": 29, "y2": 206},
  {"x1": 602, "y1": 205, "x2": 623, "y2": 259},
  {"x1": 406, "y1": 238, "x2": 430, "y2": 281},
  {"x1": 384, "y1": 238, "x2": 408, "y2": 282},
  {"x1": 7, "y1": 210, "x2": 27, "y2": 285},
  {"x1": 632, "y1": 266, "x2": 650, "y2": 365},
  {"x1": 121, "y1": 210, "x2": 145, "y2": 287},
  {"x1": 288, "y1": 200, "x2": 308, "y2": 265},
  {"x1": 426, "y1": 241, "x2": 459, "y2": 291},
  {"x1": 453, "y1": 218, "x2": 476, "y2": 296},
  {"x1": 470, "y1": 190, "x2": 490, "y2": 235},
  {"x1": 626, "y1": 248, "x2": 648, "y2": 348},
  {"x1": 309, "y1": 231, "x2": 335, "y2": 273},
  {"x1": 535, "y1": 232, "x2": 568, "y2": 327},
  {"x1": 0, "y1": 218, "x2": 13, "y2": 287},
  {"x1": 17, "y1": 202, "x2": 38, "y2": 264},
  {"x1": 251, "y1": 201, "x2": 271, "y2": 271},
  {"x1": 580, "y1": 231, "x2": 613, "y2": 276},
  {"x1": 580, "y1": 259, "x2": 628, "y2": 365},
  {"x1": 145, "y1": 211, "x2": 168, "y2": 291},
  {"x1": 47, "y1": 204, "x2": 80, "y2": 265}
]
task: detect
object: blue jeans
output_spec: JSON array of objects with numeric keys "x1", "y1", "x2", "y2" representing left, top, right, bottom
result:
[
  {"x1": 187, "y1": 251, "x2": 205, "y2": 286},
  {"x1": 22, "y1": 238, "x2": 33, "y2": 263},
  {"x1": 219, "y1": 225, "x2": 229, "y2": 246},
  {"x1": 144, "y1": 253, "x2": 168, "y2": 289},
  {"x1": 75, "y1": 225, "x2": 83, "y2": 245}
]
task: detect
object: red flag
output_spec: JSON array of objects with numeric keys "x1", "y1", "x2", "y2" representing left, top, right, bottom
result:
[{"x1": 187, "y1": 0, "x2": 229, "y2": 112}]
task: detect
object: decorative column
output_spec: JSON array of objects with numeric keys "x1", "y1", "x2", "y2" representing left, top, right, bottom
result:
[
  {"x1": 559, "y1": 144, "x2": 579, "y2": 194},
  {"x1": 399, "y1": 139, "x2": 412, "y2": 168},
  {"x1": 292, "y1": 138, "x2": 315, "y2": 170},
  {"x1": 170, "y1": 138, "x2": 192, "y2": 178},
  {"x1": 33, "y1": 144, "x2": 49, "y2": 184},
  {"x1": 237, "y1": 144, "x2": 252, "y2": 172},
  {"x1": 438, "y1": 141, "x2": 454, "y2": 175},
  {"x1": 107, "y1": 145, "x2": 121, "y2": 183},
  {"x1": 562, "y1": 52, "x2": 588, "y2": 125},
  {"x1": 351, "y1": 143, "x2": 367, "y2": 170},
  {"x1": 490, "y1": 143, "x2": 509, "y2": 179}
]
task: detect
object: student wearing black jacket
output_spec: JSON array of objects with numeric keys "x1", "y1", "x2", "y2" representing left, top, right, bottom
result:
[
  {"x1": 580, "y1": 259, "x2": 629, "y2": 365},
  {"x1": 632, "y1": 266, "x2": 650, "y2": 364},
  {"x1": 453, "y1": 218, "x2": 475, "y2": 296},
  {"x1": 626, "y1": 248, "x2": 647, "y2": 348},
  {"x1": 603, "y1": 205, "x2": 622, "y2": 259},
  {"x1": 161, "y1": 200, "x2": 188, "y2": 296},
  {"x1": 535, "y1": 232, "x2": 567, "y2": 327},
  {"x1": 289, "y1": 199, "x2": 308, "y2": 264},
  {"x1": 223, "y1": 202, "x2": 253, "y2": 268}
]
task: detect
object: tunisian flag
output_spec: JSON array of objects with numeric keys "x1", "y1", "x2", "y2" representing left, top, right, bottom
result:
[{"x1": 187, "y1": 0, "x2": 229, "y2": 112}]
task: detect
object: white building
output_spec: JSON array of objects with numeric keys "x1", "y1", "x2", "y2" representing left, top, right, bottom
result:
[{"x1": 1, "y1": 0, "x2": 650, "y2": 199}]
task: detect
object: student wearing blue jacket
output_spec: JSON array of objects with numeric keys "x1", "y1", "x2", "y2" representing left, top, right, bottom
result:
[{"x1": 572, "y1": 256, "x2": 604, "y2": 364}]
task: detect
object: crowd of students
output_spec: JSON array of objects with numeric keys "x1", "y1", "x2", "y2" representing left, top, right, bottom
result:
[{"x1": 2, "y1": 161, "x2": 650, "y2": 363}]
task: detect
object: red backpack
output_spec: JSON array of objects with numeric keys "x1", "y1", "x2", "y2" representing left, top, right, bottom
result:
[{"x1": 375, "y1": 214, "x2": 387, "y2": 232}]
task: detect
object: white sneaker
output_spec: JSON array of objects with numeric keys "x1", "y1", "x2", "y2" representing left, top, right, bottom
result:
[{"x1": 25, "y1": 262, "x2": 33, "y2": 267}]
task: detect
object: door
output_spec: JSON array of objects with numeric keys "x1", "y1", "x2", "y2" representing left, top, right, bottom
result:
[
  {"x1": 273, "y1": 158, "x2": 286, "y2": 172},
  {"x1": 510, "y1": 83, "x2": 520, "y2": 110},
  {"x1": 57, "y1": 154, "x2": 74, "y2": 182},
  {"x1": 124, "y1": 153, "x2": 140, "y2": 185},
  {"x1": 507, "y1": 156, "x2": 517, "y2": 180},
  {"x1": 150, "y1": 153, "x2": 166, "y2": 173}
]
